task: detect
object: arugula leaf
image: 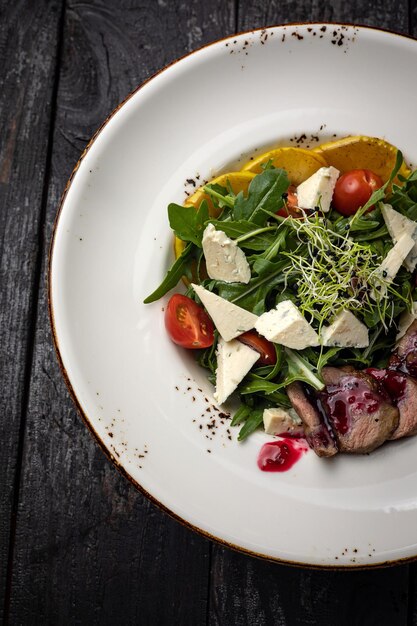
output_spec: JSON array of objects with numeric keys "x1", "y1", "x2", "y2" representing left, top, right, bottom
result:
[
  {"x1": 143, "y1": 243, "x2": 193, "y2": 303},
  {"x1": 240, "y1": 379, "x2": 284, "y2": 395},
  {"x1": 354, "y1": 224, "x2": 388, "y2": 241},
  {"x1": 258, "y1": 226, "x2": 289, "y2": 261},
  {"x1": 348, "y1": 217, "x2": 381, "y2": 233},
  {"x1": 252, "y1": 257, "x2": 286, "y2": 277},
  {"x1": 316, "y1": 347, "x2": 343, "y2": 372},
  {"x1": 230, "y1": 403, "x2": 252, "y2": 427},
  {"x1": 284, "y1": 349, "x2": 325, "y2": 391},
  {"x1": 237, "y1": 408, "x2": 265, "y2": 441},
  {"x1": 233, "y1": 168, "x2": 290, "y2": 225},
  {"x1": 197, "y1": 332, "x2": 219, "y2": 374},
  {"x1": 203, "y1": 183, "x2": 236, "y2": 209},
  {"x1": 207, "y1": 220, "x2": 278, "y2": 250},
  {"x1": 217, "y1": 260, "x2": 288, "y2": 314},
  {"x1": 253, "y1": 344, "x2": 283, "y2": 380},
  {"x1": 168, "y1": 200, "x2": 209, "y2": 247},
  {"x1": 258, "y1": 391, "x2": 292, "y2": 407},
  {"x1": 389, "y1": 169, "x2": 417, "y2": 220}
]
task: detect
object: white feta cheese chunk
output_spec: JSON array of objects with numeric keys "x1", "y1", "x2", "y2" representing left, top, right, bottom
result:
[
  {"x1": 320, "y1": 310, "x2": 369, "y2": 348},
  {"x1": 263, "y1": 407, "x2": 302, "y2": 436},
  {"x1": 214, "y1": 337, "x2": 260, "y2": 405},
  {"x1": 381, "y1": 203, "x2": 417, "y2": 272},
  {"x1": 396, "y1": 302, "x2": 417, "y2": 341},
  {"x1": 202, "y1": 223, "x2": 251, "y2": 283},
  {"x1": 192, "y1": 284, "x2": 258, "y2": 341},
  {"x1": 255, "y1": 300, "x2": 319, "y2": 349},
  {"x1": 373, "y1": 232, "x2": 415, "y2": 297},
  {"x1": 296, "y1": 166, "x2": 340, "y2": 213}
]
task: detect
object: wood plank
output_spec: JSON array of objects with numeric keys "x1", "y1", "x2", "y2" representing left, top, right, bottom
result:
[
  {"x1": 6, "y1": 0, "x2": 235, "y2": 623},
  {"x1": 207, "y1": 3, "x2": 412, "y2": 625},
  {"x1": 209, "y1": 547, "x2": 408, "y2": 625},
  {"x1": 237, "y1": 0, "x2": 409, "y2": 33},
  {"x1": 0, "y1": 1, "x2": 64, "y2": 621}
]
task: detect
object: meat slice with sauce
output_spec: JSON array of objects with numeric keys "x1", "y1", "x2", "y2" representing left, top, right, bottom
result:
[
  {"x1": 319, "y1": 367, "x2": 399, "y2": 453},
  {"x1": 286, "y1": 382, "x2": 338, "y2": 457},
  {"x1": 366, "y1": 368, "x2": 417, "y2": 440},
  {"x1": 390, "y1": 319, "x2": 417, "y2": 377}
]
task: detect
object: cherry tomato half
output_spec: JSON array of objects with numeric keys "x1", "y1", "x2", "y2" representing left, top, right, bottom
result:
[
  {"x1": 332, "y1": 169, "x2": 383, "y2": 216},
  {"x1": 238, "y1": 331, "x2": 277, "y2": 366},
  {"x1": 165, "y1": 294, "x2": 214, "y2": 349},
  {"x1": 277, "y1": 185, "x2": 304, "y2": 218}
]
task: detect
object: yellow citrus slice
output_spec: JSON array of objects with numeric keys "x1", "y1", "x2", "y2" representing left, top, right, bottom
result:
[
  {"x1": 174, "y1": 171, "x2": 255, "y2": 260},
  {"x1": 313, "y1": 136, "x2": 410, "y2": 183},
  {"x1": 241, "y1": 147, "x2": 328, "y2": 185}
]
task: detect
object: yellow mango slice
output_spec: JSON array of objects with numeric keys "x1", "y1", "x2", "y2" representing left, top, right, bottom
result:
[
  {"x1": 313, "y1": 136, "x2": 410, "y2": 182},
  {"x1": 184, "y1": 171, "x2": 255, "y2": 212},
  {"x1": 174, "y1": 171, "x2": 255, "y2": 260},
  {"x1": 241, "y1": 147, "x2": 328, "y2": 185}
]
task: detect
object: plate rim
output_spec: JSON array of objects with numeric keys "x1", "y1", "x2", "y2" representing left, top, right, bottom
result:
[{"x1": 48, "y1": 22, "x2": 417, "y2": 569}]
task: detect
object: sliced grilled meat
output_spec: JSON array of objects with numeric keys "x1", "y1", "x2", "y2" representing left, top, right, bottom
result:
[
  {"x1": 390, "y1": 319, "x2": 417, "y2": 377},
  {"x1": 366, "y1": 368, "x2": 417, "y2": 440},
  {"x1": 286, "y1": 382, "x2": 338, "y2": 457},
  {"x1": 391, "y1": 375, "x2": 417, "y2": 439},
  {"x1": 320, "y1": 367, "x2": 399, "y2": 453}
]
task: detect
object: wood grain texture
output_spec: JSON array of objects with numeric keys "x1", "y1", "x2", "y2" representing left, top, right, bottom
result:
[
  {"x1": 6, "y1": 0, "x2": 235, "y2": 623},
  {"x1": 0, "y1": 1, "x2": 64, "y2": 621},
  {"x1": 237, "y1": 0, "x2": 409, "y2": 34},
  {"x1": 209, "y1": 547, "x2": 409, "y2": 625}
]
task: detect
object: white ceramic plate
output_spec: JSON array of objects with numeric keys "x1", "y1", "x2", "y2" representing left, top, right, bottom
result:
[{"x1": 50, "y1": 24, "x2": 417, "y2": 567}]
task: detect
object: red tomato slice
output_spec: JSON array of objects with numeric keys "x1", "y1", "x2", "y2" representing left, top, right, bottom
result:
[
  {"x1": 238, "y1": 331, "x2": 277, "y2": 365},
  {"x1": 277, "y1": 185, "x2": 304, "y2": 218},
  {"x1": 165, "y1": 294, "x2": 214, "y2": 349},
  {"x1": 332, "y1": 169, "x2": 383, "y2": 216}
]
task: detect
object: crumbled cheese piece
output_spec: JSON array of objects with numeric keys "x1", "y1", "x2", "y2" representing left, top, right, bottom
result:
[
  {"x1": 263, "y1": 407, "x2": 302, "y2": 436},
  {"x1": 381, "y1": 203, "x2": 417, "y2": 272},
  {"x1": 255, "y1": 300, "x2": 319, "y2": 350},
  {"x1": 214, "y1": 337, "x2": 260, "y2": 405},
  {"x1": 373, "y1": 232, "x2": 415, "y2": 296},
  {"x1": 192, "y1": 284, "x2": 258, "y2": 341},
  {"x1": 396, "y1": 302, "x2": 417, "y2": 341},
  {"x1": 321, "y1": 310, "x2": 369, "y2": 348},
  {"x1": 202, "y1": 224, "x2": 251, "y2": 283},
  {"x1": 296, "y1": 166, "x2": 340, "y2": 213}
]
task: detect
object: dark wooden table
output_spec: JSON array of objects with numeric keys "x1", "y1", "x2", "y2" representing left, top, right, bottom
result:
[{"x1": 2, "y1": 1, "x2": 417, "y2": 624}]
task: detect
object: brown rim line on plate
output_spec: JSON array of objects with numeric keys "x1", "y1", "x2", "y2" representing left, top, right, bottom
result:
[{"x1": 48, "y1": 24, "x2": 417, "y2": 569}]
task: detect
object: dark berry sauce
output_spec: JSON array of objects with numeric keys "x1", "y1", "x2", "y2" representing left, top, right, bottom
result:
[
  {"x1": 319, "y1": 376, "x2": 381, "y2": 434},
  {"x1": 389, "y1": 333, "x2": 417, "y2": 377},
  {"x1": 365, "y1": 368, "x2": 407, "y2": 403},
  {"x1": 304, "y1": 385, "x2": 337, "y2": 449},
  {"x1": 257, "y1": 438, "x2": 308, "y2": 472}
]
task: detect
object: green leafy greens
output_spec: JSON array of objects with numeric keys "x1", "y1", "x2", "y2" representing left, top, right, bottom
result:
[{"x1": 144, "y1": 151, "x2": 417, "y2": 441}]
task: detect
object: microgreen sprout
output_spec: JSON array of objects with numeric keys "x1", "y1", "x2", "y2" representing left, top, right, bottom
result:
[{"x1": 280, "y1": 213, "x2": 401, "y2": 329}]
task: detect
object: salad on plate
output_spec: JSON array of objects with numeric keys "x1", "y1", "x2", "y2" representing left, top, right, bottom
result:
[{"x1": 145, "y1": 136, "x2": 417, "y2": 463}]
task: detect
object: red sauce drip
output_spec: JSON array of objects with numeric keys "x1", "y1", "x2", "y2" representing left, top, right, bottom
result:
[
  {"x1": 276, "y1": 431, "x2": 305, "y2": 439},
  {"x1": 389, "y1": 340, "x2": 417, "y2": 377},
  {"x1": 307, "y1": 427, "x2": 334, "y2": 451},
  {"x1": 366, "y1": 368, "x2": 407, "y2": 403},
  {"x1": 257, "y1": 438, "x2": 308, "y2": 472},
  {"x1": 320, "y1": 376, "x2": 382, "y2": 434}
]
